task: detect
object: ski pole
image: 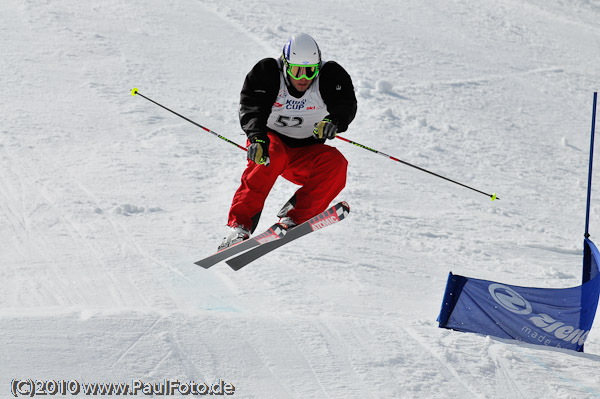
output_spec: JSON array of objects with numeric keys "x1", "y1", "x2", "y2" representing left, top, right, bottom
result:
[
  {"x1": 130, "y1": 88, "x2": 247, "y2": 152},
  {"x1": 335, "y1": 135, "x2": 498, "y2": 201}
]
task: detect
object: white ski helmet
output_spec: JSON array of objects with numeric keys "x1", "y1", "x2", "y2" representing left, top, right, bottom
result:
[
  {"x1": 282, "y1": 33, "x2": 321, "y2": 65},
  {"x1": 282, "y1": 33, "x2": 322, "y2": 81}
]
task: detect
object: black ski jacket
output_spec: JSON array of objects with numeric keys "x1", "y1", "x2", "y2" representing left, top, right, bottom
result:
[{"x1": 239, "y1": 57, "x2": 357, "y2": 148}]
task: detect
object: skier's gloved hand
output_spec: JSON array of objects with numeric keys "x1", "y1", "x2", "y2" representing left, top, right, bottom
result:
[
  {"x1": 313, "y1": 118, "x2": 338, "y2": 140},
  {"x1": 247, "y1": 135, "x2": 270, "y2": 166}
]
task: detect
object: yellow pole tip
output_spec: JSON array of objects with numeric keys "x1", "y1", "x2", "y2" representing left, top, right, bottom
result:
[
  {"x1": 131, "y1": 88, "x2": 138, "y2": 96},
  {"x1": 491, "y1": 193, "x2": 497, "y2": 201}
]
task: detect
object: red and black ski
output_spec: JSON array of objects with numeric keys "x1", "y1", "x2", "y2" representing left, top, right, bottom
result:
[
  {"x1": 226, "y1": 201, "x2": 350, "y2": 271},
  {"x1": 195, "y1": 224, "x2": 288, "y2": 269}
]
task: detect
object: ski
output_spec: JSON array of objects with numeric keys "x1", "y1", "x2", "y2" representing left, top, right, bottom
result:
[
  {"x1": 194, "y1": 224, "x2": 288, "y2": 269},
  {"x1": 226, "y1": 201, "x2": 350, "y2": 271}
]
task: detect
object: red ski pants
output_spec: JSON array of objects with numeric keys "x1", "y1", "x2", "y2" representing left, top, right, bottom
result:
[{"x1": 227, "y1": 132, "x2": 348, "y2": 231}]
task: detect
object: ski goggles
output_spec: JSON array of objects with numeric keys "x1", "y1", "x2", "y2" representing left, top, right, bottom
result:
[{"x1": 286, "y1": 63, "x2": 320, "y2": 80}]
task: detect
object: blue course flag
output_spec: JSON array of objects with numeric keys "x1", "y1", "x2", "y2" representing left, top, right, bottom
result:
[{"x1": 438, "y1": 239, "x2": 600, "y2": 352}]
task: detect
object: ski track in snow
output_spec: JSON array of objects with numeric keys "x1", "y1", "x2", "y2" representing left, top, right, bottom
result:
[{"x1": 2, "y1": 0, "x2": 600, "y2": 397}]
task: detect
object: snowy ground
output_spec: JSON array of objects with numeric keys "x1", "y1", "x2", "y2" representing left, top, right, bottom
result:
[{"x1": 2, "y1": 0, "x2": 600, "y2": 397}]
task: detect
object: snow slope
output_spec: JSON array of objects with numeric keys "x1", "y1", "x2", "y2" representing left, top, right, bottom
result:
[{"x1": 2, "y1": 0, "x2": 600, "y2": 397}]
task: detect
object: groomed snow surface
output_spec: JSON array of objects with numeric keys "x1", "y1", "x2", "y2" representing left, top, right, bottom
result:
[{"x1": 2, "y1": 0, "x2": 600, "y2": 397}]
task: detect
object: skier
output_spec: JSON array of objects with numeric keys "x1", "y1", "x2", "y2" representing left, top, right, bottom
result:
[{"x1": 219, "y1": 33, "x2": 357, "y2": 250}]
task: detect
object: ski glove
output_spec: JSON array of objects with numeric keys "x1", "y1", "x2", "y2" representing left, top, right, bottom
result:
[
  {"x1": 247, "y1": 135, "x2": 270, "y2": 166},
  {"x1": 313, "y1": 118, "x2": 338, "y2": 140}
]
